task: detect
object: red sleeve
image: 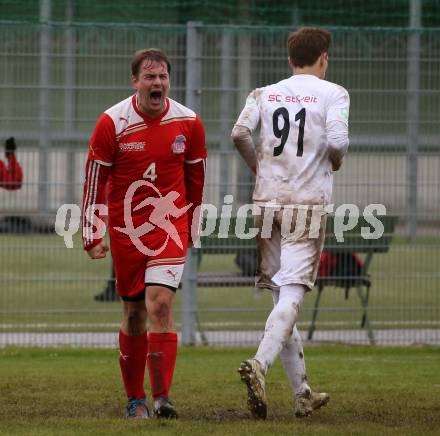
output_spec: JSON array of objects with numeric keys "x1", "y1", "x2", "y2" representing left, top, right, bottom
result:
[
  {"x1": 184, "y1": 159, "x2": 206, "y2": 246},
  {"x1": 184, "y1": 116, "x2": 207, "y2": 246},
  {"x1": 0, "y1": 155, "x2": 23, "y2": 190},
  {"x1": 185, "y1": 115, "x2": 207, "y2": 162},
  {"x1": 82, "y1": 113, "x2": 116, "y2": 250},
  {"x1": 82, "y1": 160, "x2": 111, "y2": 250},
  {"x1": 88, "y1": 113, "x2": 117, "y2": 164}
]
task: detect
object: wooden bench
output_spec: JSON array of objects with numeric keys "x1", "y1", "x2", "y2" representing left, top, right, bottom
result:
[
  {"x1": 196, "y1": 214, "x2": 397, "y2": 344},
  {"x1": 197, "y1": 216, "x2": 255, "y2": 287}
]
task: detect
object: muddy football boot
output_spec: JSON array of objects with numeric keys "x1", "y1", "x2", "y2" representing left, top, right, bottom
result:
[
  {"x1": 295, "y1": 390, "x2": 330, "y2": 418},
  {"x1": 153, "y1": 396, "x2": 178, "y2": 419},
  {"x1": 238, "y1": 358, "x2": 267, "y2": 419}
]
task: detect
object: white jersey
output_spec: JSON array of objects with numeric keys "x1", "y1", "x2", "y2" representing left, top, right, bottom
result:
[{"x1": 235, "y1": 74, "x2": 349, "y2": 206}]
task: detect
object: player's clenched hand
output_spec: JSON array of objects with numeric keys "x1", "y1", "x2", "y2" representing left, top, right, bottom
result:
[
  {"x1": 87, "y1": 240, "x2": 109, "y2": 259},
  {"x1": 331, "y1": 158, "x2": 343, "y2": 172}
]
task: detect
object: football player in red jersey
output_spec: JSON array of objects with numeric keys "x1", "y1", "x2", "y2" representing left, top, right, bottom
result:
[
  {"x1": 82, "y1": 49, "x2": 207, "y2": 419},
  {"x1": 0, "y1": 137, "x2": 23, "y2": 191}
]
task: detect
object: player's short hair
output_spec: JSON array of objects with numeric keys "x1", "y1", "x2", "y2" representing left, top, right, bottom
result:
[
  {"x1": 131, "y1": 48, "x2": 171, "y2": 77},
  {"x1": 287, "y1": 28, "x2": 331, "y2": 68}
]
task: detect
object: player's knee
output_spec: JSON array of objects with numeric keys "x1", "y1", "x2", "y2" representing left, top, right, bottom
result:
[
  {"x1": 266, "y1": 304, "x2": 297, "y2": 341},
  {"x1": 149, "y1": 299, "x2": 172, "y2": 323},
  {"x1": 124, "y1": 307, "x2": 146, "y2": 331},
  {"x1": 275, "y1": 304, "x2": 297, "y2": 324}
]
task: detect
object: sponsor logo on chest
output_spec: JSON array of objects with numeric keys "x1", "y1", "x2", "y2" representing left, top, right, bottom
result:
[
  {"x1": 119, "y1": 142, "x2": 146, "y2": 152},
  {"x1": 171, "y1": 135, "x2": 186, "y2": 154}
]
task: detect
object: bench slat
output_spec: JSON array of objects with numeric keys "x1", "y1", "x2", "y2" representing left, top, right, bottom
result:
[{"x1": 197, "y1": 272, "x2": 255, "y2": 287}]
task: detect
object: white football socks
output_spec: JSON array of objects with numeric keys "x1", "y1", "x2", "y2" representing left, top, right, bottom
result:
[
  {"x1": 255, "y1": 284, "x2": 305, "y2": 373},
  {"x1": 280, "y1": 325, "x2": 310, "y2": 396},
  {"x1": 271, "y1": 288, "x2": 310, "y2": 395}
]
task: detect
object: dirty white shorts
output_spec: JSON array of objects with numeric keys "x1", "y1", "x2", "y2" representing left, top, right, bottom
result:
[{"x1": 254, "y1": 206, "x2": 327, "y2": 291}]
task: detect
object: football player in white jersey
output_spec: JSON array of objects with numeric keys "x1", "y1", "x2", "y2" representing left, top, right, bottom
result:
[{"x1": 231, "y1": 28, "x2": 349, "y2": 419}]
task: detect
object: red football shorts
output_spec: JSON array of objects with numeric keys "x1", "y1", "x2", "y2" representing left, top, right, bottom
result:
[{"x1": 110, "y1": 230, "x2": 188, "y2": 299}]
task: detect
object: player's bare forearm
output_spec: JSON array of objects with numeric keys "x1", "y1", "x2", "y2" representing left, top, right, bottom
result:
[
  {"x1": 86, "y1": 239, "x2": 109, "y2": 259},
  {"x1": 231, "y1": 125, "x2": 257, "y2": 175}
]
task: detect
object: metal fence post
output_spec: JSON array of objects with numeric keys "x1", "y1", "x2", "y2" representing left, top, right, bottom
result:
[
  {"x1": 39, "y1": 0, "x2": 51, "y2": 216},
  {"x1": 180, "y1": 245, "x2": 199, "y2": 346},
  {"x1": 236, "y1": 31, "x2": 253, "y2": 204},
  {"x1": 64, "y1": 0, "x2": 76, "y2": 205},
  {"x1": 219, "y1": 29, "x2": 233, "y2": 201},
  {"x1": 181, "y1": 21, "x2": 202, "y2": 346},
  {"x1": 407, "y1": 0, "x2": 421, "y2": 242}
]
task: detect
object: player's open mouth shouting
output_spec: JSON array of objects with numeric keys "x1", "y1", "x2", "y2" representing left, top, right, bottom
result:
[{"x1": 149, "y1": 90, "x2": 163, "y2": 108}]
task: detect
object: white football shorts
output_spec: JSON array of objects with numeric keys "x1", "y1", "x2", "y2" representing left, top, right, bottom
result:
[
  {"x1": 255, "y1": 206, "x2": 327, "y2": 291},
  {"x1": 145, "y1": 261, "x2": 185, "y2": 290}
]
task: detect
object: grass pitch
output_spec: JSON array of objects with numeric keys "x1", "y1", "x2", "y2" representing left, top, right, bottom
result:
[{"x1": 0, "y1": 345, "x2": 439, "y2": 435}]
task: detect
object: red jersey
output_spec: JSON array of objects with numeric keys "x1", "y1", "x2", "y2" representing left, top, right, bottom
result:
[
  {"x1": 82, "y1": 95, "x2": 207, "y2": 250},
  {"x1": 0, "y1": 154, "x2": 23, "y2": 190}
]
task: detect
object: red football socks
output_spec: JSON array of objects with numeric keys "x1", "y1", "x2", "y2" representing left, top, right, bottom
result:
[
  {"x1": 118, "y1": 330, "x2": 148, "y2": 400},
  {"x1": 146, "y1": 332, "x2": 178, "y2": 399}
]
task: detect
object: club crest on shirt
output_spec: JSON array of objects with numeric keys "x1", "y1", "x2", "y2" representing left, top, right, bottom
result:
[{"x1": 171, "y1": 135, "x2": 186, "y2": 154}]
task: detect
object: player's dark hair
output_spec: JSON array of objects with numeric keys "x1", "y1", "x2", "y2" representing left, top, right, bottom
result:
[
  {"x1": 287, "y1": 28, "x2": 331, "y2": 68},
  {"x1": 131, "y1": 48, "x2": 171, "y2": 77}
]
